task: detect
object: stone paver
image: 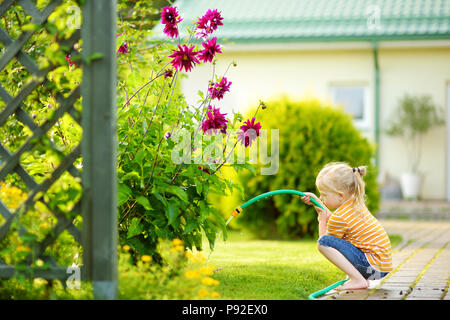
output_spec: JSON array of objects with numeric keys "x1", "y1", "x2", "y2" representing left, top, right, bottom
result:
[{"x1": 321, "y1": 219, "x2": 450, "y2": 300}]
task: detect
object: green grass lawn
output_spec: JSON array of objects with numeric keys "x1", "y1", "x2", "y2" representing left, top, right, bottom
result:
[{"x1": 203, "y1": 230, "x2": 402, "y2": 300}]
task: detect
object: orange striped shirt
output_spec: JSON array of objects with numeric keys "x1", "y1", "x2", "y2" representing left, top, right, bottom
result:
[{"x1": 326, "y1": 198, "x2": 393, "y2": 273}]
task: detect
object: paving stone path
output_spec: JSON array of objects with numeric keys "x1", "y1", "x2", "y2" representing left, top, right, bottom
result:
[{"x1": 321, "y1": 219, "x2": 450, "y2": 300}]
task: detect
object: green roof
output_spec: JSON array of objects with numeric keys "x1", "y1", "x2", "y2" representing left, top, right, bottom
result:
[{"x1": 152, "y1": 0, "x2": 450, "y2": 43}]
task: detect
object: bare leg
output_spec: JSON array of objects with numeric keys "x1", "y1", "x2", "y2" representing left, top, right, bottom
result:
[{"x1": 318, "y1": 244, "x2": 368, "y2": 290}]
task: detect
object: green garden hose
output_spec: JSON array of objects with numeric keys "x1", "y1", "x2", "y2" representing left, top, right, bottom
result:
[
  {"x1": 227, "y1": 189, "x2": 324, "y2": 220},
  {"x1": 224, "y1": 189, "x2": 347, "y2": 300},
  {"x1": 308, "y1": 278, "x2": 349, "y2": 300}
]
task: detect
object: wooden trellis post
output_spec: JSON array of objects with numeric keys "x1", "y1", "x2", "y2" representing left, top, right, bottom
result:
[{"x1": 81, "y1": 0, "x2": 118, "y2": 300}]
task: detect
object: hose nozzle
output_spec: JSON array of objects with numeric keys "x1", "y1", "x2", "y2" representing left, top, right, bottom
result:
[{"x1": 230, "y1": 206, "x2": 243, "y2": 217}]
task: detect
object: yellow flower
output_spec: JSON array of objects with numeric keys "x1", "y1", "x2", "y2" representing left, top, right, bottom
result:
[
  {"x1": 141, "y1": 255, "x2": 151, "y2": 262},
  {"x1": 170, "y1": 245, "x2": 184, "y2": 252},
  {"x1": 36, "y1": 259, "x2": 44, "y2": 267},
  {"x1": 122, "y1": 245, "x2": 131, "y2": 252},
  {"x1": 172, "y1": 238, "x2": 183, "y2": 246},
  {"x1": 211, "y1": 291, "x2": 220, "y2": 298},
  {"x1": 198, "y1": 289, "x2": 210, "y2": 299},
  {"x1": 202, "y1": 277, "x2": 220, "y2": 286},
  {"x1": 17, "y1": 245, "x2": 31, "y2": 253},
  {"x1": 199, "y1": 266, "x2": 213, "y2": 276},
  {"x1": 185, "y1": 270, "x2": 200, "y2": 278},
  {"x1": 196, "y1": 252, "x2": 206, "y2": 261},
  {"x1": 188, "y1": 252, "x2": 206, "y2": 263}
]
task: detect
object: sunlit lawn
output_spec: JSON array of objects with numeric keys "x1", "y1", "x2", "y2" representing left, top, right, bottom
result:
[
  {"x1": 202, "y1": 230, "x2": 343, "y2": 300},
  {"x1": 202, "y1": 230, "x2": 402, "y2": 300}
]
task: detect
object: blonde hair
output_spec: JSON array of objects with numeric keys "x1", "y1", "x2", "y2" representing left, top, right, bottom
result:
[{"x1": 316, "y1": 162, "x2": 368, "y2": 214}]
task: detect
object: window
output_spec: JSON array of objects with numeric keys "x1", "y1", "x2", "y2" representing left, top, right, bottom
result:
[{"x1": 330, "y1": 85, "x2": 370, "y2": 130}]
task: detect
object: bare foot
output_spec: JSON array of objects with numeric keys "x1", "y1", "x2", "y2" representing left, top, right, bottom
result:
[{"x1": 336, "y1": 279, "x2": 369, "y2": 290}]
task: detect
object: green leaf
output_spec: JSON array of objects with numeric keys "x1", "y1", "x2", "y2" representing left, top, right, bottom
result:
[
  {"x1": 201, "y1": 221, "x2": 218, "y2": 250},
  {"x1": 153, "y1": 191, "x2": 168, "y2": 208},
  {"x1": 163, "y1": 185, "x2": 188, "y2": 203},
  {"x1": 242, "y1": 163, "x2": 257, "y2": 176},
  {"x1": 21, "y1": 23, "x2": 39, "y2": 32},
  {"x1": 118, "y1": 184, "x2": 132, "y2": 206},
  {"x1": 194, "y1": 178, "x2": 203, "y2": 195},
  {"x1": 127, "y1": 217, "x2": 144, "y2": 239},
  {"x1": 167, "y1": 203, "x2": 179, "y2": 226},
  {"x1": 136, "y1": 196, "x2": 152, "y2": 211},
  {"x1": 184, "y1": 218, "x2": 198, "y2": 234},
  {"x1": 135, "y1": 149, "x2": 145, "y2": 164},
  {"x1": 85, "y1": 52, "x2": 104, "y2": 65},
  {"x1": 121, "y1": 171, "x2": 140, "y2": 181}
]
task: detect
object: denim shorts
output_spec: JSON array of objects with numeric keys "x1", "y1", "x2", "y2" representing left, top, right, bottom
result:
[{"x1": 318, "y1": 234, "x2": 389, "y2": 280}]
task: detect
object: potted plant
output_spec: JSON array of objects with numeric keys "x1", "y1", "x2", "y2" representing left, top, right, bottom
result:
[{"x1": 385, "y1": 94, "x2": 445, "y2": 200}]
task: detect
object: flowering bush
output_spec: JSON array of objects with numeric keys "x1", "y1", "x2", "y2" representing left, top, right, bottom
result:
[
  {"x1": 119, "y1": 238, "x2": 220, "y2": 300},
  {"x1": 117, "y1": 4, "x2": 264, "y2": 260}
]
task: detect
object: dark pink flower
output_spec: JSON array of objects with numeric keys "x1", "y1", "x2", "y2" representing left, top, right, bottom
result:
[
  {"x1": 117, "y1": 42, "x2": 129, "y2": 54},
  {"x1": 164, "y1": 69, "x2": 173, "y2": 78},
  {"x1": 197, "y1": 166, "x2": 211, "y2": 175},
  {"x1": 65, "y1": 54, "x2": 74, "y2": 66},
  {"x1": 116, "y1": 33, "x2": 129, "y2": 54},
  {"x1": 198, "y1": 37, "x2": 222, "y2": 63},
  {"x1": 201, "y1": 105, "x2": 228, "y2": 135},
  {"x1": 195, "y1": 9, "x2": 224, "y2": 39},
  {"x1": 161, "y1": 6, "x2": 183, "y2": 38},
  {"x1": 168, "y1": 44, "x2": 200, "y2": 72},
  {"x1": 208, "y1": 77, "x2": 232, "y2": 100},
  {"x1": 237, "y1": 117, "x2": 262, "y2": 147}
]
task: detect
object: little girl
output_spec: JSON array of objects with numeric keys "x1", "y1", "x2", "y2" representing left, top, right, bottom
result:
[{"x1": 301, "y1": 162, "x2": 392, "y2": 290}]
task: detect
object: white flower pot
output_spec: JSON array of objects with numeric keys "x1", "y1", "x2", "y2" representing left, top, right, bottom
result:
[{"x1": 400, "y1": 173, "x2": 421, "y2": 200}]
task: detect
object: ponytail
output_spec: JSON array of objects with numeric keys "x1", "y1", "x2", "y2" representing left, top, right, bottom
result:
[{"x1": 352, "y1": 166, "x2": 367, "y2": 216}]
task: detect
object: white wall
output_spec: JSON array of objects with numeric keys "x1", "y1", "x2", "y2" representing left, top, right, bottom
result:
[{"x1": 378, "y1": 46, "x2": 450, "y2": 200}]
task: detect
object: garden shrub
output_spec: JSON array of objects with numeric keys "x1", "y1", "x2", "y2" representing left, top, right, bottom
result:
[
  {"x1": 116, "y1": 4, "x2": 262, "y2": 261},
  {"x1": 0, "y1": 238, "x2": 221, "y2": 300},
  {"x1": 228, "y1": 97, "x2": 380, "y2": 239},
  {"x1": 118, "y1": 239, "x2": 221, "y2": 300}
]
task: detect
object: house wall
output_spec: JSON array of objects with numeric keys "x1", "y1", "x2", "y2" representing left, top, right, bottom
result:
[
  {"x1": 181, "y1": 43, "x2": 450, "y2": 200},
  {"x1": 377, "y1": 46, "x2": 450, "y2": 200}
]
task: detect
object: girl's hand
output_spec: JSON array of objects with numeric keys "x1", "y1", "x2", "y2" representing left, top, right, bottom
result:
[
  {"x1": 300, "y1": 192, "x2": 331, "y2": 220},
  {"x1": 300, "y1": 192, "x2": 321, "y2": 207},
  {"x1": 316, "y1": 206, "x2": 330, "y2": 222}
]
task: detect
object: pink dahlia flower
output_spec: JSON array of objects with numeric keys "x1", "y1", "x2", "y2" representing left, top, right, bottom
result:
[
  {"x1": 168, "y1": 44, "x2": 200, "y2": 72},
  {"x1": 201, "y1": 105, "x2": 228, "y2": 135},
  {"x1": 237, "y1": 117, "x2": 262, "y2": 147},
  {"x1": 161, "y1": 6, "x2": 183, "y2": 38},
  {"x1": 198, "y1": 37, "x2": 222, "y2": 63},
  {"x1": 117, "y1": 42, "x2": 129, "y2": 54},
  {"x1": 197, "y1": 166, "x2": 211, "y2": 175},
  {"x1": 116, "y1": 33, "x2": 129, "y2": 54},
  {"x1": 65, "y1": 54, "x2": 74, "y2": 66},
  {"x1": 195, "y1": 9, "x2": 224, "y2": 39},
  {"x1": 164, "y1": 69, "x2": 174, "y2": 79},
  {"x1": 208, "y1": 77, "x2": 232, "y2": 100}
]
